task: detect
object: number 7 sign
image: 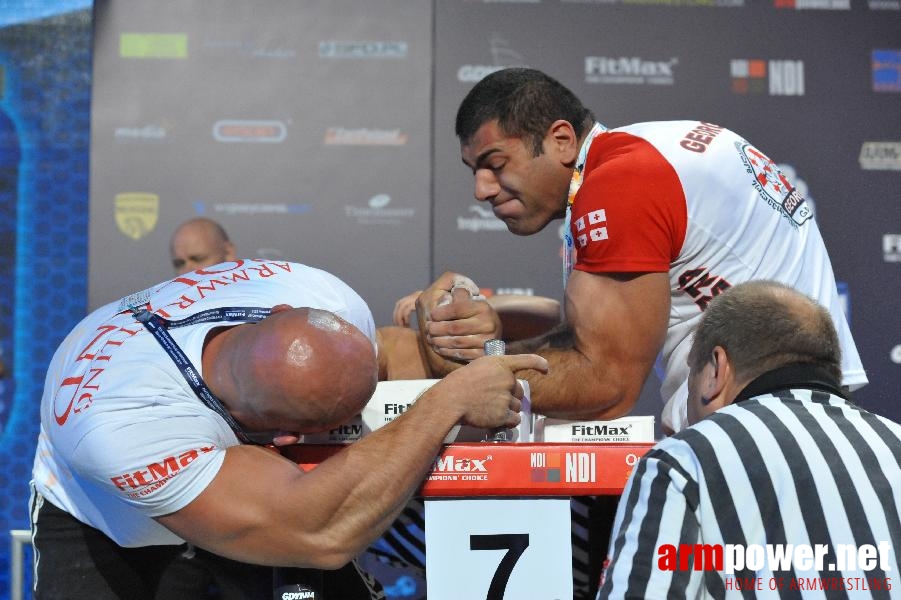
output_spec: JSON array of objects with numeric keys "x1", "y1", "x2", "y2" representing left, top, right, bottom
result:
[{"x1": 425, "y1": 498, "x2": 573, "y2": 599}]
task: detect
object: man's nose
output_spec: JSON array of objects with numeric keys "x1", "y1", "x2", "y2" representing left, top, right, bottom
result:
[{"x1": 474, "y1": 169, "x2": 500, "y2": 202}]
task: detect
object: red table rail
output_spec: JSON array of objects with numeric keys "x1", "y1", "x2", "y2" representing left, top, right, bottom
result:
[{"x1": 280, "y1": 442, "x2": 655, "y2": 497}]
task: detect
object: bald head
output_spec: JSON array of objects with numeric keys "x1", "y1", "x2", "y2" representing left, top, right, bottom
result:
[
  {"x1": 170, "y1": 218, "x2": 236, "y2": 275},
  {"x1": 212, "y1": 306, "x2": 378, "y2": 436}
]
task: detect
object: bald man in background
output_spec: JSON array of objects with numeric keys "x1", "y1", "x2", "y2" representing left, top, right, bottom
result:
[{"x1": 170, "y1": 217, "x2": 237, "y2": 276}]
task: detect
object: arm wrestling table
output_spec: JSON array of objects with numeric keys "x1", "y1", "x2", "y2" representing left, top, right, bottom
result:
[{"x1": 280, "y1": 442, "x2": 654, "y2": 599}]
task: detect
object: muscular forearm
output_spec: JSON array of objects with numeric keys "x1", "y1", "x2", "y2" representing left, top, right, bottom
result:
[
  {"x1": 299, "y1": 390, "x2": 463, "y2": 565},
  {"x1": 165, "y1": 394, "x2": 463, "y2": 570},
  {"x1": 506, "y1": 322, "x2": 573, "y2": 354},
  {"x1": 519, "y1": 345, "x2": 641, "y2": 420},
  {"x1": 509, "y1": 323, "x2": 645, "y2": 419}
]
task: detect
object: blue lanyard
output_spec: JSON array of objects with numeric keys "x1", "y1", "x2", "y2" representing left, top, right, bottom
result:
[{"x1": 130, "y1": 306, "x2": 271, "y2": 445}]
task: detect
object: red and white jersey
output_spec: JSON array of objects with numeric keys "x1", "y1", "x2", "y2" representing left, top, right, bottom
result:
[
  {"x1": 32, "y1": 260, "x2": 375, "y2": 547},
  {"x1": 570, "y1": 120, "x2": 867, "y2": 432}
]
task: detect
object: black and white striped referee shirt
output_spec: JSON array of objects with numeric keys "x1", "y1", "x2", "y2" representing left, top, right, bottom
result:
[{"x1": 599, "y1": 366, "x2": 901, "y2": 599}]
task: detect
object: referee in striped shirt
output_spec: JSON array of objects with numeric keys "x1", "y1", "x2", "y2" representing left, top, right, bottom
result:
[{"x1": 598, "y1": 280, "x2": 900, "y2": 599}]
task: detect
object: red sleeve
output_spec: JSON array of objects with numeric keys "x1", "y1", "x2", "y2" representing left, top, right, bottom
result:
[{"x1": 571, "y1": 131, "x2": 687, "y2": 274}]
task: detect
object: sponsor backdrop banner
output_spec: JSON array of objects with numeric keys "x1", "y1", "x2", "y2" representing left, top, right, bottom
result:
[
  {"x1": 88, "y1": 0, "x2": 899, "y2": 468},
  {"x1": 89, "y1": 0, "x2": 433, "y2": 325}
]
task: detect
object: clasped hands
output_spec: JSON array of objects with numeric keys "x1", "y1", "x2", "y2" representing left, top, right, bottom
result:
[{"x1": 413, "y1": 272, "x2": 502, "y2": 374}]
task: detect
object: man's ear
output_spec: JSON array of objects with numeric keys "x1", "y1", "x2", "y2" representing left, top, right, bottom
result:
[
  {"x1": 702, "y1": 346, "x2": 732, "y2": 408},
  {"x1": 547, "y1": 119, "x2": 579, "y2": 164}
]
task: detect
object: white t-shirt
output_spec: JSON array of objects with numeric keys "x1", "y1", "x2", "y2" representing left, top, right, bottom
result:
[
  {"x1": 570, "y1": 121, "x2": 867, "y2": 432},
  {"x1": 32, "y1": 259, "x2": 375, "y2": 547}
]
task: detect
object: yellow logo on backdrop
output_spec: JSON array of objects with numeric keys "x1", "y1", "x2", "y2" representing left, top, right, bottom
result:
[
  {"x1": 120, "y1": 33, "x2": 188, "y2": 59},
  {"x1": 115, "y1": 193, "x2": 158, "y2": 240}
]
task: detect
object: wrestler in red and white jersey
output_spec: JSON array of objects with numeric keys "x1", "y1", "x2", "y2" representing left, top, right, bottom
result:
[
  {"x1": 570, "y1": 120, "x2": 867, "y2": 431},
  {"x1": 32, "y1": 259, "x2": 375, "y2": 546}
]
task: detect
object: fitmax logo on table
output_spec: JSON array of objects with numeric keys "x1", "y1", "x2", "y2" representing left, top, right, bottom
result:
[{"x1": 433, "y1": 456, "x2": 489, "y2": 473}]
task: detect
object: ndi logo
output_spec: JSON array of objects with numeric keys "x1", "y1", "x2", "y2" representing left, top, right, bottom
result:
[{"x1": 731, "y1": 59, "x2": 804, "y2": 95}]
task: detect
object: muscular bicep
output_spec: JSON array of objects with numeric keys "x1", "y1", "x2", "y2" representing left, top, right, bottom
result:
[
  {"x1": 569, "y1": 267, "x2": 668, "y2": 354},
  {"x1": 569, "y1": 270, "x2": 668, "y2": 396},
  {"x1": 526, "y1": 270, "x2": 668, "y2": 419}
]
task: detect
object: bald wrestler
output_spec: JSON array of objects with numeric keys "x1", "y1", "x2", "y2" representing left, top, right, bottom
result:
[{"x1": 30, "y1": 259, "x2": 546, "y2": 599}]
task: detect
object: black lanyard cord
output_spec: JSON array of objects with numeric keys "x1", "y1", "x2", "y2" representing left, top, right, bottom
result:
[{"x1": 130, "y1": 306, "x2": 272, "y2": 445}]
